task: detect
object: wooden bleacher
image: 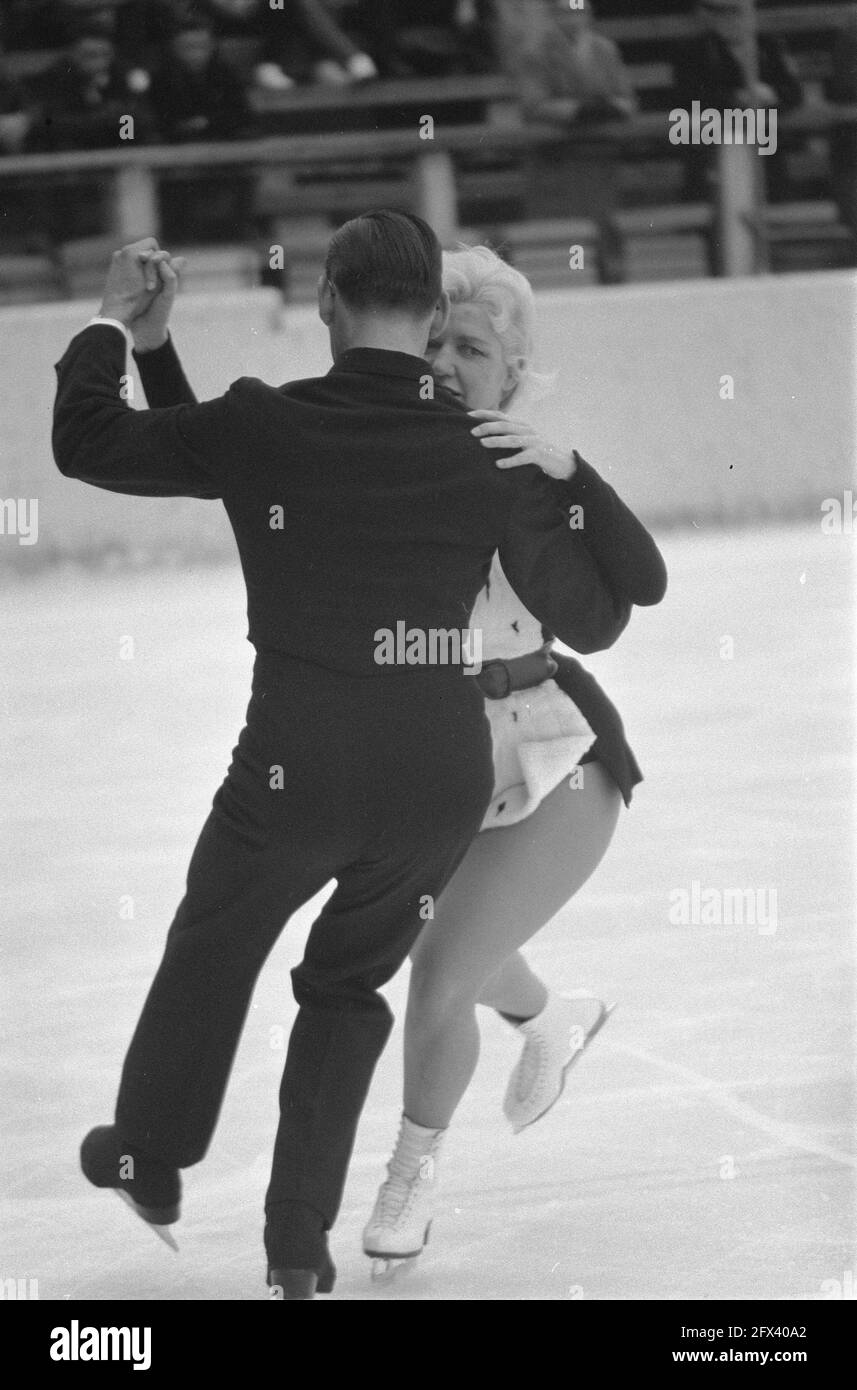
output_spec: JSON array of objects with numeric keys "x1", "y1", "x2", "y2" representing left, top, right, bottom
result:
[{"x1": 1, "y1": 4, "x2": 855, "y2": 302}]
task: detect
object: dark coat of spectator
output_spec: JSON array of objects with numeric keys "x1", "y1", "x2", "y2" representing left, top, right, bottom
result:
[
  {"x1": 29, "y1": 28, "x2": 152, "y2": 150},
  {"x1": 0, "y1": 42, "x2": 24, "y2": 113},
  {"x1": 257, "y1": 0, "x2": 378, "y2": 85},
  {"x1": 149, "y1": 16, "x2": 254, "y2": 141},
  {"x1": 673, "y1": 2, "x2": 803, "y2": 114},
  {"x1": 5, "y1": 1, "x2": 151, "y2": 62},
  {"x1": 146, "y1": 0, "x2": 380, "y2": 88},
  {"x1": 0, "y1": 41, "x2": 31, "y2": 150},
  {"x1": 349, "y1": 0, "x2": 496, "y2": 78},
  {"x1": 672, "y1": 1, "x2": 803, "y2": 203},
  {"x1": 176, "y1": 0, "x2": 379, "y2": 86},
  {"x1": 828, "y1": 7, "x2": 857, "y2": 235}
]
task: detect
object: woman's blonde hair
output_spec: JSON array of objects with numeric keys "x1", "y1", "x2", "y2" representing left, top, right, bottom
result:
[{"x1": 441, "y1": 244, "x2": 553, "y2": 409}]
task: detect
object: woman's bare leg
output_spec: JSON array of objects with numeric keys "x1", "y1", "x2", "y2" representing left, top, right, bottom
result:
[
  {"x1": 477, "y1": 951, "x2": 548, "y2": 1019},
  {"x1": 404, "y1": 762, "x2": 622, "y2": 1130}
]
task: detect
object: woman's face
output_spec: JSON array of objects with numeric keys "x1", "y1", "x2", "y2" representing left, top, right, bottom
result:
[{"x1": 427, "y1": 301, "x2": 520, "y2": 411}]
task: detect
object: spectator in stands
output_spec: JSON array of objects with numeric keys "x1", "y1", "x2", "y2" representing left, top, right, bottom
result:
[
  {"x1": 829, "y1": 6, "x2": 857, "y2": 237},
  {"x1": 0, "y1": 37, "x2": 31, "y2": 152},
  {"x1": 24, "y1": 23, "x2": 153, "y2": 243},
  {"x1": 29, "y1": 23, "x2": 152, "y2": 150},
  {"x1": 55, "y1": 2, "x2": 154, "y2": 95},
  {"x1": 1, "y1": 0, "x2": 60, "y2": 50},
  {"x1": 149, "y1": 9, "x2": 255, "y2": 142},
  {"x1": 149, "y1": 10, "x2": 257, "y2": 242},
  {"x1": 5, "y1": 2, "x2": 157, "y2": 90},
  {"x1": 675, "y1": 0, "x2": 802, "y2": 113},
  {"x1": 350, "y1": 0, "x2": 496, "y2": 79},
  {"x1": 674, "y1": 0, "x2": 803, "y2": 201},
  {"x1": 258, "y1": 0, "x2": 378, "y2": 88},
  {"x1": 0, "y1": 36, "x2": 47, "y2": 253},
  {"x1": 150, "y1": 0, "x2": 379, "y2": 91},
  {"x1": 497, "y1": 0, "x2": 637, "y2": 122},
  {"x1": 494, "y1": 0, "x2": 637, "y2": 247},
  {"x1": 180, "y1": 0, "x2": 297, "y2": 90}
]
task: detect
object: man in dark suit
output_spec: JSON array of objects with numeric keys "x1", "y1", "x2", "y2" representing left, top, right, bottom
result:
[{"x1": 53, "y1": 211, "x2": 631, "y2": 1299}]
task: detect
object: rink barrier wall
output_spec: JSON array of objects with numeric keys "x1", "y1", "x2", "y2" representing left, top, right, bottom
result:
[{"x1": 1, "y1": 271, "x2": 855, "y2": 570}]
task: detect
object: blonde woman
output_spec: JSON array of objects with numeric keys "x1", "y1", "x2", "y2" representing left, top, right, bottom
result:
[{"x1": 362, "y1": 246, "x2": 666, "y2": 1275}]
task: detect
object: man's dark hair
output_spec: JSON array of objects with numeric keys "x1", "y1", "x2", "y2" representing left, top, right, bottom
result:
[{"x1": 325, "y1": 210, "x2": 442, "y2": 316}]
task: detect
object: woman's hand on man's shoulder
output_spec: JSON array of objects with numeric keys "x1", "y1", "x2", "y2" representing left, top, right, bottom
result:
[{"x1": 468, "y1": 409, "x2": 577, "y2": 482}]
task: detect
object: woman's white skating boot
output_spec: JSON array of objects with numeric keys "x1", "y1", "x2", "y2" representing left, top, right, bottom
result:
[
  {"x1": 362, "y1": 1115, "x2": 445, "y2": 1281},
  {"x1": 503, "y1": 991, "x2": 616, "y2": 1133}
]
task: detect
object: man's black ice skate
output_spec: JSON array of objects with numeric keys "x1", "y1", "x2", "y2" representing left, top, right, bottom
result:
[
  {"x1": 265, "y1": 1203, "x2": 336, "y2": 1299},
  {"x1": 80, "y1": 1125, "x2": 181, "y2": 1251},
  {"x1": 267, "y1": 1251, "x2": 336, "y2": 1300}
]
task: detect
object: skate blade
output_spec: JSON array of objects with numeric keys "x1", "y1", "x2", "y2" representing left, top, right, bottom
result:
[
  {"x1": 586, "y1": 1000, "x2": 618, "y2": 1045},
  {"x1": 369, "y1": 1255, "x2": 419, "y2": 1284},
  {"x1": 114, "y1": 1190, "x2": 179, "y2": 1252},
  {"x1": 367, "y1": 1220, "x2": 430, "y2": 1283}
]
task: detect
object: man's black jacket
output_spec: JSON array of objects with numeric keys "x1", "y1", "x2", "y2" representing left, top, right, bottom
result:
[{"x1": 53, "y1": 327, "x2": 666, "y2": 675}]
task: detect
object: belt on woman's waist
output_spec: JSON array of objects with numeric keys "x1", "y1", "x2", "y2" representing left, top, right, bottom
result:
[{"x1": 474, "y1": 644, "x2": 558, "y2": 700}]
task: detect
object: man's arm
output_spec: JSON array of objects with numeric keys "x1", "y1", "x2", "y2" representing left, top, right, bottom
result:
[
  {"x1": 53, "y1": 325, "x2": 234, "y2": 499},
  {"x1": 127, "y1": 248, "x2": 198, "y2": 408},
  {"x1": 52, "y1": 239, "x2": 236, "y2": 498},
  {"x1": 132, "y1": 335, "x2": 198, "y2": 409}
]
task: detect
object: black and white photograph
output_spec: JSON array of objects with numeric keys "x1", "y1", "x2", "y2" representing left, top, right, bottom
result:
[{"x1": 1, "y1": 0, "x2": 854, "y2": 1337}]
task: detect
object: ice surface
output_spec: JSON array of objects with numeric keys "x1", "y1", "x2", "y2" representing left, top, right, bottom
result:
[{"x1": 2, "y1": 524, "x2": 853, "y2": 1300}]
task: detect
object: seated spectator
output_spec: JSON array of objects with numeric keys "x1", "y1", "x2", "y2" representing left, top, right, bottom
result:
[
  {"x1": 150, "y1": 10, "x2": 257, "y2": 242},
  {"x1": 29, "y1": 23, "x2": 152, "y2": 150},
  {"x1": 349, "y1": 0, "x2": 495, "y2": 79},
  {"x1": 182, "y1": 0, "x2": 296, "y2": 91},
  {"x1": 675, "y1": 0, "x2": 802, "y2": 113},
  {"x1": 0, "y1": 37, "x2": 31, "y2": 152},
  {"x1": 504, "y1": 0, "x2": 636, "y2": 121},
  {"x1": 258, "y1": 0, "x2": 378, "y2": 89},
  {"x1": 673, "y1": 0, "x2": 803, "y2": 201},
  {"x1": 6, "y1": 2, "x2": 155, "y2": 90},
  {"x1": 23, "y1": 23, "x2": 153, "y2": 244},
  {"x1": 144, "y1": 0, "x2": 377, "y2": 92},
  {"x1": 1, "y1": 0, "x2": 62, "y2": 49},
  {"x1": 829, "y1": 6, "x2": 857, "y2": 237},
  {"x1": 58, "y1": 2, "x2": 154, "y2": 94},
  {"x1": 0, "y1": 36, "x2": 48, "y2": 252},
  {"x1": 149, "y1": 9, "x2": 255, "y2": 141},
  {"x1": 495, "y1": 0, "x2": 637, "y2": 242}
]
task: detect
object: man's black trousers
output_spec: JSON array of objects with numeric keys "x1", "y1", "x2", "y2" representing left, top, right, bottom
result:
[{"x1": 113, "y1": 650, "x2": 493, "y2": 1258}]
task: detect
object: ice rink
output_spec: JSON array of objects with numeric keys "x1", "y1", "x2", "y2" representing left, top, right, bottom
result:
[{"x1": 2, "y1": 520, "x2": 854, "y2": 1301}]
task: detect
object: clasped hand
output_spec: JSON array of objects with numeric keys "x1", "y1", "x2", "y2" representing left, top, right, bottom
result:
[{"x1": 98, "y1": 237, "x2": 186, "y2": 351}]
